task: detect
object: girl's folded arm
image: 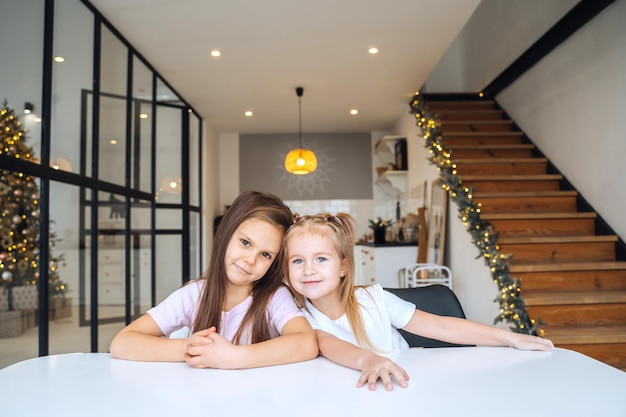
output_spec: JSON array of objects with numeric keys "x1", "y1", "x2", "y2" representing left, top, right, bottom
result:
[
  {"x1": 231, "y1": 316, "x2": 319, "y2": 368},
  {"x1": 109, "y1": 314, "x2": 188, "y2": 362}
]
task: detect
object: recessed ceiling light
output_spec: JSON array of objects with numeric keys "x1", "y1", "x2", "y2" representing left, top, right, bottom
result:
[
  {"x1": 210, "y1": 50, "x2": 221, "y2": 57},
  {"x1": 244, "y1": 111, "x2": 253, "y2": 117},
  {"x1": 110, "y1": 139, "x2": 118, "y2": 145},
  {"x1": 33, "y1": 117, "x2": 42, "y2": 123},
  {"x1": 139, "y1": 113, "x2": 149, "y2": 119},
  {"x1": 53, "y1": 56, "x2": 65, "y2": 63},
  {"x1": 368, "y1": 47, "x2": 379, "y2": 54},
  {"x1": 350, "y1": 109, "x2": 359, "y2": 115}
]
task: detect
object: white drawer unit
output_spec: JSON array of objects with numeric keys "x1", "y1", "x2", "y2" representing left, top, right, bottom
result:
[{"x1": 354, "y1": 244, "x2": 417, "y2": 288}]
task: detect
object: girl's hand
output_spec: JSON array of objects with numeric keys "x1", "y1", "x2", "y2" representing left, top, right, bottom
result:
[
  {"x1": 185, "y1": 327, "x2": 242, "y2": 369},
  {"x1": 357, "y1": 353, "x2": 409, "y2": 391},
  {"x1": 511, "y1": 334, "x2": 554, "y2": 352},
  {"x1": 186, "y1": 326, "x2": 217, "y2": 347}
]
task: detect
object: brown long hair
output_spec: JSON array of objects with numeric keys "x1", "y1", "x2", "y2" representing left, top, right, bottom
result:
[
  {"x1": 192, "y1": 190, "x2": 293, "y2": 344},
  {"x1": 283, "y1": 212, "x2": 375, "y2": 350}
]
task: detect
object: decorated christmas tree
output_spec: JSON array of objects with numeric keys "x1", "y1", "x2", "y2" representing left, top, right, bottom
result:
[{"x1": 0, "y1": 101, "x2": 67, "y2": 311}]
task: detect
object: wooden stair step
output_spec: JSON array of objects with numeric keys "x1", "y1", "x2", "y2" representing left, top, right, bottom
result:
[
  {"x1": 502, "y1": 238, "x2": 617, "y2": 263},
  {"x1": 540, "y1": 325, "x2": 626, "y2": 344},
  {"x1": 526, "y1": 302, "x2": 626, "y2": 327},
  {"x1": 474, "y1": 190, "x2": 576, "y2": 198},
  {"x1": 478, "y1": 199, "x2": 578, "y2": 215},
  {"x1": 436, "y1": 110, "x2": 505, "y2": 121},
  {"x1": 524, "y1": 289, "x2": 626, "y2": 306},
  {"x1": 448, "y1": 144, "x2": 535, "y2": 158},
  {"x1": 516, "y1": 267, "x2": 626, "y2": 292},
  {"x1": 462, "y1": 175, "x2": 562, "y2": 192},
  {"x1": 462, "y1": 174, "x2": 562, "y2": 182},
  {"x1": 474, "y1": 191, "x2": 579, "y2": 212},
  {"x1": 441, "y1": 120, "x2": 514, "y2": 132},
  {"x1": 448, "y1": 144, "x2": 534, "y2": 150},
  {"x1": 427, "y1": 100, "x2": 496, "y2": 111},
  {"x1": 510, "y1": 261, "x2": 626, "y2": 273},
  {"x1": 484, "y1": 215, "x2": 595, "y2": 237},
  {"x1": 498, "y1": 235, "x2": 617, "y2": 245},
  {"x1": 445, "y1": 131, "x2": 523, "y2": 137},
  {"x1": 455, "y1": 157, "x2": 547, "y2": 164},
  {"x1": 445, "y1": 135, "x2": 525, "y2": 146},
  {"x1": 482, "y1": 212, "x2": 595, "y2": 220},
  {"x1": 455, "y1": 158, "x2": 548, "y2": 175}
]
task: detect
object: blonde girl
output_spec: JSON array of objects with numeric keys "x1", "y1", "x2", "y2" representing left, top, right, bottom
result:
[{"x1": 284, "y1": 212, "x2": 553, "y2": 390}]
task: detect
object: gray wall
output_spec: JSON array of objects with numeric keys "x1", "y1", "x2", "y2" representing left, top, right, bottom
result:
[{"x1": 239, "y1": 132, "x2": 372, "y2": 200}]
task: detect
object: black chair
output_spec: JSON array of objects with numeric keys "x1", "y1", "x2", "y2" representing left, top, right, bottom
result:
[{"x1": 385, "y1": 284, "x2": 473, "y2": 348}]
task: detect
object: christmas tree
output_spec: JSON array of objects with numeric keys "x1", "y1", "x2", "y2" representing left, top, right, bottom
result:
[{"x1": 0, "y1": 101, "x2": 67, "y2": 311}]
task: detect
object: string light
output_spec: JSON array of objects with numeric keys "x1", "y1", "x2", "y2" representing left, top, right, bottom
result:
[{"x1": 408, "y1": 92, "x2": 538, "y2": 335}]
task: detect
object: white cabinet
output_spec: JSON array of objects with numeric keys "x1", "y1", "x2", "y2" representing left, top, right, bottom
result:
[
  {"x1": 84, "y1": 248, "x2": 124, "y2": 305},
  {"x1": 374, "y1": 135, "x2": 407, "y2": 195},
  {"x1": 354, "y1": 244, "x2": 417, "y2": 288}
]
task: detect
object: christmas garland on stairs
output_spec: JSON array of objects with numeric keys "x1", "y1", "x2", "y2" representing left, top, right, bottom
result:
[{"x1": 409, "y1": 92, "x2": 538, "y2": 335}]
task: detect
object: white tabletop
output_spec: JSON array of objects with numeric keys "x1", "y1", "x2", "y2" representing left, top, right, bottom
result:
[{"x1": 0, "y1": 347, "x2": 624, "y2": 417}]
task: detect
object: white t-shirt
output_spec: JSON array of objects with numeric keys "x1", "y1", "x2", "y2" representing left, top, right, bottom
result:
[
  {"x1": 302, "y1": 284, "x2": 416, "y2": 351},
  {"x1": 147, "y1": 280, "x2": 303, "y2": 344}
]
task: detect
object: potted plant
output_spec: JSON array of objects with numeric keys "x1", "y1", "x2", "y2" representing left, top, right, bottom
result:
[{"x1": 368, "y1": 217, "x2": 394, "y2": 244}]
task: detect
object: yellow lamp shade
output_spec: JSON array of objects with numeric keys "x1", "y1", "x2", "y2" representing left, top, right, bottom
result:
[{"x1": 284, "y1": 148, "x2": 317, "y2": 175}]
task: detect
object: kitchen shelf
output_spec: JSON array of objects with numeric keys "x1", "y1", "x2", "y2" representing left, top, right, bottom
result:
[
  {"x1": 376, "y1": 170, "x2": 407, "y2": 195},
  {"x1": 374, "y1": 135, "x2": 406, "y2": 163}
]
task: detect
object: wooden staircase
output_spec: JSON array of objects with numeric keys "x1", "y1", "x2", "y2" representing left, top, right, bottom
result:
[{"x1": 426, "y1": 95, "x2": 626, "y2": 371}]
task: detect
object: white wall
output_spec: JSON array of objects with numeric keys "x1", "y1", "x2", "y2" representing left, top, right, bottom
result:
[
  {"x1": 202, "y1": 124, "x2": 220, "y2": 269},
  {"x1": 497, "y1": 0, "x2": 626, "y2": 243},
  {"x1": 426, "y1": 0, "x2": 579, "y2": 93}
]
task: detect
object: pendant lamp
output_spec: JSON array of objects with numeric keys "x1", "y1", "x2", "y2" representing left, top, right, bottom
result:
[{"x1": 284, "y1": 87, "x2": 317, "y2": 175}]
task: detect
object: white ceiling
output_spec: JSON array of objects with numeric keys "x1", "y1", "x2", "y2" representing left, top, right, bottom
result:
[{"x1": 89, "y1": 0, "x2": 481, "y2": 134}]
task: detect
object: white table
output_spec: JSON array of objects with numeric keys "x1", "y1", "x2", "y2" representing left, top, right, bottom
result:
[{"x1": 0, "y1": 347, "x2": 624, "y2": 417}]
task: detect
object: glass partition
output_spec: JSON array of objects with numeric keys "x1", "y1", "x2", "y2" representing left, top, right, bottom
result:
[
  {"x1": 99, "y1": 95, "x2": 127, "y2": 185},
  {"x1": 131, "y1": 199, "x2": 152, "y2": 314},
  {"x1": 132, "y1": 56, "x2": 153, "y2": 193},
  {"x1": 50, "y1": 0, "x2": 94, "y2": 175},
  {"x1": 100, "y1": 25, "x2": 128, "y2": 97},
  {"x1": 156, "y1": 235, "x2": 182, "y2": 303},
  {"x1": 0, "y1": 1, "x2": 44, "y2": 158},
  {"x1": 155, "y1": 100, "x2": 182, "y2": 204},
  {"x1": 0, "y1": 0, "x2": 203, "y2": 369}
]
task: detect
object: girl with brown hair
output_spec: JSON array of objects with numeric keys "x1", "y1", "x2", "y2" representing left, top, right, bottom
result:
[{"x1": 110, "y1": 191, "x2": 318, "y2": 368}]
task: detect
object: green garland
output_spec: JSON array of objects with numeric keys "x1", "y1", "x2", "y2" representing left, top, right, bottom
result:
[{"x1": 409, "y1": 92, "x2": 538, "y2": 334}]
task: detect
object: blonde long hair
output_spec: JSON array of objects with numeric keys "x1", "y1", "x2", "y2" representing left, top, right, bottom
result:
[{"x1": 283, "y1": 212, "x2": 375, "y2": 350}]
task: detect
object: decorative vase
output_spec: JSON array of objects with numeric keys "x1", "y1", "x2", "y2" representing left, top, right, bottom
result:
[{"x1": 374, "y1": 228, "x2": 386, "y2": 244}]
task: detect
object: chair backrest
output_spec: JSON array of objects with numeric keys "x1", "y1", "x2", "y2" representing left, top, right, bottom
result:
[{"x1": 385, "y1": 284, "x2": 472, "y2": 348}]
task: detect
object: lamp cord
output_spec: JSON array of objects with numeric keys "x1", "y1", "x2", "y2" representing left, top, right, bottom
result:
[{"x1": 298, "y1": 96, "x2": 302, "y2": 148}]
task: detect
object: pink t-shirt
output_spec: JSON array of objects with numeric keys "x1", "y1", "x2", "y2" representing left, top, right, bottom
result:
[{"x1": 147, "y1": 280, "x2": 302, "y2": 344}]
